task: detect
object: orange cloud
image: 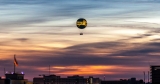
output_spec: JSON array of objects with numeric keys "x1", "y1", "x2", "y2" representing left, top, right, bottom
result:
[{"x1": 34, "y1": 65, "x2": 146, "y2": 76}]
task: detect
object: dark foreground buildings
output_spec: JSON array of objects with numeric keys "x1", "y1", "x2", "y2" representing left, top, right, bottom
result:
[
  {"x1": 151, "y1": 65, "x2": 160, "y2": 84},
  {"x1": 33, "y1": 75, "x2": 145, "y2": 84},
  {"x1": 0, "y1": 71, "x2": 32, "y2": 84},
  {"x1": 33, "y1": 75, "x2": 100, "y2": 84},
  {"x1": 101, "y1": 78, "x2": 144, "y2": 84}
]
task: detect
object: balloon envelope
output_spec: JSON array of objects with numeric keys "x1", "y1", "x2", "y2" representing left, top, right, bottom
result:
[{"x1": 76, "y1": 18, "x2": 87, "y2": 29}]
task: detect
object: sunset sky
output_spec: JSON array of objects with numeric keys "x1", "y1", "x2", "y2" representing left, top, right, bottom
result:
[{"x1": 1, "y1": 0, "x2": 160, "y2": 81}]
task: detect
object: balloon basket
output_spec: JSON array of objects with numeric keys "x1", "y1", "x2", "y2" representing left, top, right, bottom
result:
[{"x1": 80, "y1": 33, "x2": 83, "y2": 35}]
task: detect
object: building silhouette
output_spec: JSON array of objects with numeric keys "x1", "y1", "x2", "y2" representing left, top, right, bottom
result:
[
  {"x1": 150, "y1": 65, "x2": 160, "y2": 84},
  {"x1": 101, "y1": 78, "x2": 144, "y2": 84},
  {"x1": 33, "y1": 75, "x2": 100, "y2": 84},
  {"x1": 33, "y1": 77, "x2": 44, "y2": 84},
  {"x1": 0, "y1": 72, "x2": 31, "y2": 84}
]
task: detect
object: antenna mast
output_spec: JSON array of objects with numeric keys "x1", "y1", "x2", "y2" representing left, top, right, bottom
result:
[
  {"x1": 144, "y1": 71, "x2": 145, "y2": 83},
  {"x1": 148, "y1": 71, "x2": 150, "y2": 83},
  {"x1": 49, "y1": 65, "x2": 50, "y2": 75}
]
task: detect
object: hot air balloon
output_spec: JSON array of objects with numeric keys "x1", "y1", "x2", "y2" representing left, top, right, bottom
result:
[{"x1": 76, "y1": 18, "x2": 87, "y2": 35}]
